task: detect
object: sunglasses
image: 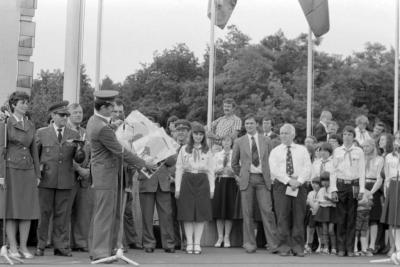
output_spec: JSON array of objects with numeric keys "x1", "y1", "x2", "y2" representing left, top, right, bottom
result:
[{"x1": 56, "y1": 113, "x2": 69, "y2": 117}]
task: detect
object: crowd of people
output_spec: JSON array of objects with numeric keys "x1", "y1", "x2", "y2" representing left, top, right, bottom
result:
[{"x1": 0, "y1": 91, "x2": 400, "y2": 262}]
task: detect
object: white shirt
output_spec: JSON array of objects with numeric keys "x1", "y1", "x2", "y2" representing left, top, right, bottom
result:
[
  {"x1": 306, "y1": 190, "x2": 319, "y2": 215},
  {"x1": 311, "y1": 157, "x2": 336, "y2": 191},
  {"x1": 213, "y1": 149, "x2": 234, "y2": 177},
  {"x1": 384, "y1": 153, "x2": 400, "y2": 180},
  {"x1": 316, "y1": 187, "x2": 336, "y2": 207},
  {"x1": 247, "y1": 133, "x2": 262, "y2": 173},
  {"x1": 269, "y1": 143, "x2": 312, "y2": 184},
  {"x1": 52, "y1": 123, "x2": 65, "y2": 138},
  {"x1": 332, "y1": 144, "x2": 365, "y2": 193},
  {"x1": 355, "y1": 127, "x2": 372, "y2": 146},
  {"x1": 175, "y1": 145, "x2": 215, "y2": 193}
]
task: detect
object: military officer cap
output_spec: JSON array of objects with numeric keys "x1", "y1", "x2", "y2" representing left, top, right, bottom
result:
[
  {"x1": 174, "y1": 119, "x2": 191, "y2": 130},
  {"x1": 93, "y1": 90, "x2": 119, "y2": 102},
  {"x1": 48, "y1": 100, "x2": 70, "y2": 115}
]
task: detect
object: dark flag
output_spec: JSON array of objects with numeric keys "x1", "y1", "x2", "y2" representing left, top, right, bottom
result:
[{"x1": 298, "y1": 0, "x2": 329, "y2": 37}]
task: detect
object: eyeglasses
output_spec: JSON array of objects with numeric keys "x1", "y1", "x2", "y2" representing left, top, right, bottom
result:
[{"x1": 56, "y1": 113, "x2": 69, "y2": 117}]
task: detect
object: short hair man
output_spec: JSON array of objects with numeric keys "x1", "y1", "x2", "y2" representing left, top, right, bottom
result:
[
  {"x1": 231, "y1": 114, "x2": 279, "y2": 253},
  {"x1": 207, "y1": 98, "x2": 242, "y2": 146},
  {"x1": 332, "y1": 125, "x2": 365, "y2": 257},
  {"x1": 67, "y1": 103, "x2": 93, "y2": 252},
  {"x1": 355, "y1": 115, "x2": 372, "y2": 146},
  {"x1": 86, "y1": 91, "x2": 155, "y2": 262},
  {"x1": 371, "y1": 121, "x2": 385, "y2": 141},
  {"x1": 35, "y1": 101, "x2": 85, "y2": 257},
  {"x1": 269, "y1": 123, "x2": 312, "y2": 257},
  {"x1": 314, "y1": 110, "x2": 332, "y2": 142}
]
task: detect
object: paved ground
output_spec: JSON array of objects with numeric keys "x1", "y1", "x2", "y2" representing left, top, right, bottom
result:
[{"x1": 0, "y1": 248, "x2": 393, "y2": 267}]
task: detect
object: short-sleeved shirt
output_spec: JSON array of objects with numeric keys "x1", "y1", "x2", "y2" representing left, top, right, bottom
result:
[{"x1": 211, "y1": 115, "x2": 242, "y2": 145}]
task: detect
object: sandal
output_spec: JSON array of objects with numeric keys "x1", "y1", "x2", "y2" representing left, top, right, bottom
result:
[
  {"x1": 193, "y1": 244, "x2": 201, "y2": 255},
  {"x1": 186, "y1": 244, "x2": 193, "y2": 254}
]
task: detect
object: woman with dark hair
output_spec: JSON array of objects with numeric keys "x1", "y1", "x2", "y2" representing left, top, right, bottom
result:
[
  {"x1": 0, "y1": 91, "x2": 40, "y2": 258},
  {"x1": 378, "y1": 132, "x2": 394, "y2": 157},
  {"x1": 166, "y1": 115, "x2": 179, "y2": 137},
  {"x1": 175, "y1": 122, "x2": 214, "y2": 254},
  {"x1": 212, "y1": 135, "x2": 240, "y2": 248}
]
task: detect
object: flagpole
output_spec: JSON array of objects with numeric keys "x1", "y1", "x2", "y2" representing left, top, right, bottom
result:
[
  {"x1": 95, "y1": 0, "x2": 103, "y2": 92},
  {"x1": 306, "y1": 27, "x2": 313, "y2": 136},
  {"x1": 395, "y1": 0, "x2": 399, "y2": 133},
  {"x1": 207, "y1": 0, "x2": 216, "y2": 131}
]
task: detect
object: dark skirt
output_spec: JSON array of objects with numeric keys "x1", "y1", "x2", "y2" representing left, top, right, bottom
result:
[
  {"x1": 315, "y1": 207, "x2": 331, "y2": 223},
  {"x1": 0, "y1": 168, "x2": 40, "y2": 219},
  {"x1": 212, "y1": 177, "x2": 241, "y2": 220},
  {"x1": 381, "y1": 179, "x2": 400, "y2": 226},
  {"x1": 177, "y1": 172, "x2": 212, "y2": 222},
  {"x1": 365, "y1": 182, "x2": 382, "y2": 222}
]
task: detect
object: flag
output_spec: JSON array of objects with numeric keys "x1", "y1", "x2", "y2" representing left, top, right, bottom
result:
[
  {"x1": 207, "y1": 0, "x2": 237, "y2": 29},
  {"x1": 298, "y1": 0, "x2": 329, "y2": 37}
]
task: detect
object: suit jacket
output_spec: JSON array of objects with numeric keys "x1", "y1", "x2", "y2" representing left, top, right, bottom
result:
[
  {"x1": 231, "y1": 134, "x2": 273, "y2": 191},
  {"x1": 36, "y1": 124, "x2": 83, "y2": 189},
  {"x1": 5, "y1": 116, "x2": 40, "y2": 176},
  {"x1": 314, "y1": 122, "x2": 328, "y2": 142},
  {"x1": 86, "y1": 114, "x2": 146, "y2": 190},
  {"x1": 138, "y1": 163, "x2": 171, "y2": 193}
]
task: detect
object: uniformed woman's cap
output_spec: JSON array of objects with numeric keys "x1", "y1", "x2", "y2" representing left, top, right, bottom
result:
[
  {"x1": 93, "y1": 90, "x2": 119, "y2": 102},
  {"x1": 191, "y1": 122, "x2": 205, "y2": 133},
  {"x1": 48, "y1": 100, "x2": 70, "y2": 115},
  {"x1": 175, "y1": 119, "x2": 191, "y2": 130}
]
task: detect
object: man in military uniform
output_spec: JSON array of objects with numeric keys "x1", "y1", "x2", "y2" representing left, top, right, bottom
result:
[
  {"x1": 86, "y1": 91, "x2": 155, "y2": 262},
  {"x1": 35, "y1": 101, "x2": 85, "y2": 257},
  {"x1": 66, "y1": 103, "x2": 93, "y2": 252}
]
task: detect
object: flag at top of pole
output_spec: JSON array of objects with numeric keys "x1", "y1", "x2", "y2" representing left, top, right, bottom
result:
[
  {"x1": 298, "y1": 0, "x2": 330, "y2": 37},
  {"x1": 207, "y1": 0, "x2": 237, "y2": 29}
]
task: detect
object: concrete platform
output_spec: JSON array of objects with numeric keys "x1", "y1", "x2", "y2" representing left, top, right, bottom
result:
[{"x1": 1, "y1": 247, "x2": 391, "y2": 267}]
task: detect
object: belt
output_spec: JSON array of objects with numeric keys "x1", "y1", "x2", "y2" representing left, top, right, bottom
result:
[
  {"x1": 365, "y1": 178, "x2": 377, "y2": 183},
  {"x1": 183, "y1": 170, "x2": 208, "y2": 174},
  {"x1": 337, "y1": 178, "x2": 359, "y2": 185}
]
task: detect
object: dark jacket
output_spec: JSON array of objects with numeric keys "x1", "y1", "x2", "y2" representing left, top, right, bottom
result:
[{"x1": 314, "y1": 122, "x2": 328, "y2": 142}]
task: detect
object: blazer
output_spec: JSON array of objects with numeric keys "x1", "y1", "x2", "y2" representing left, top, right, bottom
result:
[
  {"x1": 86, "y1": 114, "x2": 146, "y2": 190},
  {"x1": 37, "y1": 124, "x2": 84, "y2": 189},
  {"x1": 314, "y1": 122, "x2": 328, "y2": 142},
  {"x1": 231, "y1": 134, "x2": 273, "y2": 191},
  {"x1": 138, "y1": 163, "x2": 171, "y2": 193},
  {"x1": 5, "y1": 116, "x2": 40, "y2": 176}
]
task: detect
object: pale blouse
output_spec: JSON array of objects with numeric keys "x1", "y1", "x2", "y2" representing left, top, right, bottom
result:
[
  {"x1": 175, "y1": 145, "x2": 215, "y2": 193},
  {"x1": 384, "y1": 153, "x2": 400, "y2": 181},
  {"x1": 311, "y1": 157, "x2": 336, "y2": 191},
  {"x1": 316, "y1": 187, "x2": 336, "y2": 208},
  {"x1": 365, "y1": 156, "x2": 384, "y2": 179},
  {"x1": 213, "y1": 149, "x2": 234, "y2": 178}
]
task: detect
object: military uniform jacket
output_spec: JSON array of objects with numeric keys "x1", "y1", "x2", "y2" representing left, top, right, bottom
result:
[
  {"x1": 36, "y1": 124, "x2": 82, "y2": 189},
  {"x1": 6, "y1": 116, "x2": 40, "y2": 175},
  {"x1": 86, "y1": 114, "x2": 146, "y2": 190}
]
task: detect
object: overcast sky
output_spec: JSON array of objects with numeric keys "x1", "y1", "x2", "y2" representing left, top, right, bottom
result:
[{"x1": 31, "y1": 0, "x2": 396, "y2": 83}]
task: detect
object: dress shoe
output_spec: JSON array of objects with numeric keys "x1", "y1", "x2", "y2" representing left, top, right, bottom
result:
[
  {"x1": 164, "y1": 248, "x2": 175, "y2": 253},
  {"x1": 186, "y1": 244, "x2": 193, "y2": 254},
  {"x1": 20, "y1": 250, "x2": 34, "y2": 259},
  {"x1": 223, "y1": 237, "x2": 231, "y2": 248},
  {"x1": 268, "y1": 246, "x2": 280, "y2": 254},
  {"x1": 72, "y1": 247, "x2": 89, "y2": 252},
  {"x1": 347, "y1": 252, "x2": 355, "y2": 257},
  {"x1": 34, "y1": 248, "x2": 44, "y2": 256},
  {"x1": 337, "y1": 251, "x2": 345, "y2": 257},
  {"x1": 246, "y1": 248, "x2": 256, "y2": 253},
  {"x1": 279, "y1": 251, "x2": 292, "y2": 257},
  {"x1": 293, "y1": 251, "x2": 305, "y2": 257},
  {"x1": 214, "y1": 238, "x2": 223, "y2": 248},
  {"x1": 8, "y1": 250, "x2": 21, "y2": 259},
  {"x1": 144, "y1": 248, "x2": 154, "y2": 253},
  {"x1": 54, "y1": 248, "x2": 72, "y2": 257},
  {"x1": 193, "y1": 244, "x2": 202, "y2": 255}
]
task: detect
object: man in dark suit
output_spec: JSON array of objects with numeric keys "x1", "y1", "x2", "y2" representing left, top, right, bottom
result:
[
  {"x1": 86, "y1": 91, "x2": 155, "y2": 262},
  {"x1": 231, "y1": 113, "x2": 279, "y2": 253},
  {"x1": 35, "y1": 101, "x2": 85, "y2": 257},
  {"x1": 314, "y1": 110, "x2": 332, "y2": 142},
  {"x1": 262, "y1": 115, "x2": 280, "y2": 148}
]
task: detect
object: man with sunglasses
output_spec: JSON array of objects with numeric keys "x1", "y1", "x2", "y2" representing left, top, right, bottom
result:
[{"x1": 35, "y1": 101, "x2": 85, "y2": 257}]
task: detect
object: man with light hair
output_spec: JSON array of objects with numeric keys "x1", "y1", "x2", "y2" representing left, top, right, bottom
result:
[
  {"x1": 355, "y1": 115, "x2": 372, "y2": 146},
  {"x1": 269, "y1": 123, "x2": 312, "y2": 257}
]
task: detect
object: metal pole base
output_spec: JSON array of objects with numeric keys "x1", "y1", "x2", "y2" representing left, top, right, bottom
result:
[
  {"x1": 0, "y1": 245, "x2": 24, "y2": 265},
  {"x1": 91, "y1": 248, "x2": 139, "y2": 265}
]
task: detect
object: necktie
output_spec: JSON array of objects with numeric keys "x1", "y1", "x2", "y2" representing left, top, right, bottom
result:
[
  {"x1": 286, "y1": 146, "x2": 294, "y2": 176},
  {"x1": 320, "y1": 159, "x2": 328, "y2": 174},
  {"x1": 251, "y1": 136, "x2": 260, "y2": 167},
  {"x1": 344, "y1": 147, "x2": 353, "y2": 166},
  {"x1": 57, "y1": 128, "x2": 63, "y2": 143}
]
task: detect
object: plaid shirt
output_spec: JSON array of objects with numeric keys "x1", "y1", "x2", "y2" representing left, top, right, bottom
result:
[{"x1": 211, "y1": 114, "x2": 242, "y2": 145}]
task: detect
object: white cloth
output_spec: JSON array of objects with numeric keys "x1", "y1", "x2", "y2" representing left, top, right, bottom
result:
[
  {"x1": 365, "y1": 156, "x2": 384, "y2": 179},
  {"x1": 316, "y1": 187, "x2": 336, "y2": 208},
  {"x1": 355, "y1": 127, "x2": 372, "y2": 146},
  {"x1": 213, "y1": 149, "x2": 234, "y2": 177},
  {"x1": 384, "y1": 153, "x2": 400, "y2": 180},
  {"x1": 306, "y1": 190, "x2": 319, "y2": 215},
  {"x1": 175, "y1": 145, "x2": 215, "y2": 193},
  {"x1": 247, "y1": 133, "x2": 262, "y2": 173},
  {"x1": 332, "y1": 145, "x2": 365, "y2": 193},
  {"x1": 269, "y1": 143, "x2": 312, "y2": 184},
  {"x1": 311, "y1": 157, "x2": 336, "y2": 191}
]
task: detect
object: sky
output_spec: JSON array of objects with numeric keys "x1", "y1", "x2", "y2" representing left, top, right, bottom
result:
[{"x1": 32, "y1": 0, "x2": 396, "y2": 83}]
